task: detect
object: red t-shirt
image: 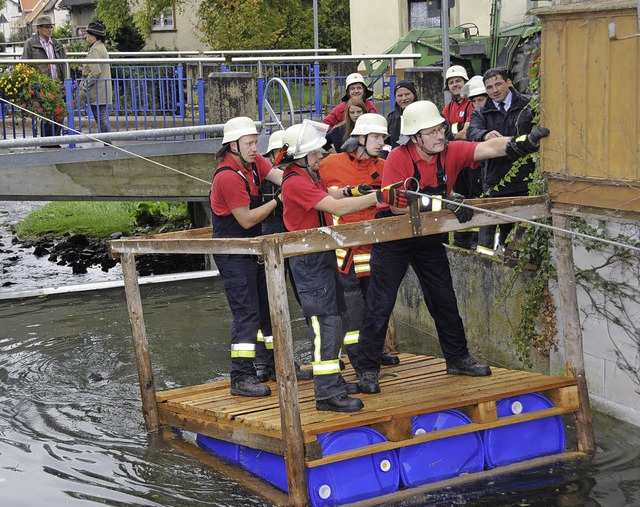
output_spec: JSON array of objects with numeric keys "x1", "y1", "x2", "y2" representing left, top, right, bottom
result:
[
  {"x1": 380, "y1": 141, "x2": 480, "y2": 211},
  {"x1": 282, "y1": 164, "x2": 333, "y2": 232},
  {"x1": 210, "y1": 152, "x2": 272, "y2": 216},
  {"x1": 442, "y1": 97, "x2": 473, "y2": 126}
]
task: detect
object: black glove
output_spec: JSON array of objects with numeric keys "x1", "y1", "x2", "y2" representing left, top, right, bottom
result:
[
  {"x1": 505, "y1": 126, "x2": 550, "y2": 160},
  {"x1": 273, "y1": 187, "x2": 283, "y2": 212},
  {"x1": 445, "y1": 192, "x2": 473, "y2": 223},
  {"x1": 343, "y1": 183, "x2": 374, "y2": 197},
  {"x1": 375, "y1": 182, "x2": 413, "y2": 207}
]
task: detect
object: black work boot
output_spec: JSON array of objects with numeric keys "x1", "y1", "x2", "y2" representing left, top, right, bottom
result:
[
  {"x1": 255, "y1": 364, "x2": 276, "y2": 383},
  {"x1": 446, "y1": 355, "x2": 492, "y2": 377},
  {"x1": 380, "y1": 353, "x2": 400, "y2": 366},
  {"x1": 338, "y1": 375, "x2": 361, "y2": 395},
  {"x1": 230, "y1": 376, "x2": 272, "y2": 397},
  {"x1": 316, "y1": 393, "x2": 364, "y2": 412},
  {"x1": 358, "y1": 370, "x2": 381, "y2": 394}
]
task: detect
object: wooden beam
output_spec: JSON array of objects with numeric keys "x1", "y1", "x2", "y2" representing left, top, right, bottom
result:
[
  {"x1": 547, "y1": 175, "x2": 640, "y2": 213},
  {"x1": 345, "y1": 452, "x2": 588, "y2": 506},
  {"x1": 262, "y1": 237, "x2": 310, "y2": 507},
  {"x1": 121, "y1": 253, "x2": 160, "y2": 431},
  {"x1": 551, "y1": 214, "x2": 595, "y2": 454},
  {"x1": 109, "y1": 196, "x2": 550, "y2": 259}
]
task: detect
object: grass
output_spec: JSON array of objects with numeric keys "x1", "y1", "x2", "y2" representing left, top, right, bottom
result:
[{"x1": 15, "y1": 201, "x2": 140, "y2": 240}]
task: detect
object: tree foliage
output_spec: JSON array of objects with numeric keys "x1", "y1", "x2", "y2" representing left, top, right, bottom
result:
[{"x1": 95, "y1": 0, "x2": 351, "y2": 52}]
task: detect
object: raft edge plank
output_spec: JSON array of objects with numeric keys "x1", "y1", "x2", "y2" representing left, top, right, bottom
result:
[{"x1": 342, "y1": 451, "x2": 588, "y2": 507}]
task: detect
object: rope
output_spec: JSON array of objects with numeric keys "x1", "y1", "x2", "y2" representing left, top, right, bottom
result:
[
  {"x1": 4, "y1": 98, "x2": 639, "y2": 254},
  {"x1": 0, "y1": 98, "x2": 212, "y2": 186},
  {"x1": 404, "y1": 189, "x2": 640, "y2": 254}
]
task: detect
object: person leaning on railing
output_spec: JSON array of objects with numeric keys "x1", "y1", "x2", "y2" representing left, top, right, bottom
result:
[
  {"x1": 21, "y1": 14, "x2": 67, "y2": 140},
  {"x1": 78, "y1": 22, "x2": 112, "y2": 133}
]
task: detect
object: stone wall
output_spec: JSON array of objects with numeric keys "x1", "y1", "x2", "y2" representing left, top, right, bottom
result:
[{"x1": 393, "y1": 245, "x2": 549, "y2": 373}]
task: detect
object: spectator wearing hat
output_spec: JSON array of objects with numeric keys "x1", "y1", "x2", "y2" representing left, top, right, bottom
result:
[
  {"x1": 22, "y1": 15, "x2": 67, "y2": 139},
  {"x1": 386, "y1": 79, "x2": 418, "y2": 150},
  {"x1": 79, "y1": 22, "x2": 112, "y2": 133},
  {"x1": 322, "y1": 73, "x2": 377, "y2": 131}
]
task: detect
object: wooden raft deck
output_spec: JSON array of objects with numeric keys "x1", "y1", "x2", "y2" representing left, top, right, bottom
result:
[{"x1": 156, "y1": 353, "x2": 579, "y2": 466}]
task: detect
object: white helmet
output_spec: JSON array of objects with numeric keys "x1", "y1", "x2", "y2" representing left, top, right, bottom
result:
[
  {"x1": 265, "y1": 129, "x2": 285, "y2": 155},
  {"x1": 222, "y1": 116, "x2": 258, "y2": 144},
  {"x1": 400, "y1": 101, "x2": 444, "y2": 136},
  {"x1": 351, "y1": 113, "x2": 388, "y2": 136},
  {"x1": 445, "y1": 65, "x2": 469, "y2": 82},
  {"x1": 345, "y1": 72, "x2": 366, "y2": 89},
  {"x1": 462, "y1": 75, "x2": 487, "y2": 98},
  {"x1": 283, "y1": 120, "x2": 328, "y2": 159}
]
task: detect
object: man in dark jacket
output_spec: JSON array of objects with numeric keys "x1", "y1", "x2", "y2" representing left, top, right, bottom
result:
[
  {"x1": 466, "y1": 68, "x2": 535, "y2": 250},
  {"x1": 22, "y1": 15, "x2": 67, "y2": 140},
  {"x1": 386, "y1": 79, "x2": 417, "y2": 150}
]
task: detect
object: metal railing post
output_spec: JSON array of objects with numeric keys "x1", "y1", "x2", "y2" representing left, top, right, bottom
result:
[
  {"x1": 64, "y1": 77, "x2": 76, "y2": 148},
  {"x1": 388, "y1": 74, "x2": 397, "y2": 111},
  {"x1": 197, "y1": 77, "x2": 206, "y2": 137},
  {"x1": 313, "y1": 62, "x2": 322, "y2": 117},
  {"x1": 177, "y1": 63, "x2": 185, "y2": 119}
]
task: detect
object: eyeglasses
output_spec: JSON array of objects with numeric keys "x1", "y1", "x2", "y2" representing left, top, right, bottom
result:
[
  {"x1": 419, "y1": 125, "x2": 446, "y2": 139},
  {"x1": 39, "y1": 25, "x2": 53, "y2": 29}
]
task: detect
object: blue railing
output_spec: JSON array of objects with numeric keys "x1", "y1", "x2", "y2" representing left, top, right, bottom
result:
[{"x1": 0, "y1": 53, "x2": 417, "y2": 142}]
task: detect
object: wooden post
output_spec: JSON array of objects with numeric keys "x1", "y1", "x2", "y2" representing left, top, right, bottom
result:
[
  {"x1": 552, "y1": 213, "x2": 595, "y2": 454},
  {"x1": 385, "y1": 313, "x2": 399, "y2": 355},
  {"x1": 121, "y1": 252, "x2": 161, "y2": 431},
  {"x1": 262, "y1": 238, "x2": 310, "y2": 506}
]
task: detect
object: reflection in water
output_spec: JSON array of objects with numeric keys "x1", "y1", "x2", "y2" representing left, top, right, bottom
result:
[{"x1": 0, "y1": 279, "x2": 638, "y2": 506}]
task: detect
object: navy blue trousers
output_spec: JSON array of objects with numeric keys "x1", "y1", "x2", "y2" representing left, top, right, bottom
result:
[{"x1": 356, "y1": 234, "x2": 470, "y2": 372}]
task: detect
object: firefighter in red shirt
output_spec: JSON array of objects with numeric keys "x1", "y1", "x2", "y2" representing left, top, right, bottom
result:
[
  {"x1": 210, "y1": 117, "x2": 283, "y2": 397},
  {"x1": 280, "y1": 120, "x2": 409, "y2": 412},
  {"x1": 319, "y1": 113, "x2": 399, "y2": 367},
  {"x1": 442, "y1": 65, "x2": 473, "y2": 141},
  {"x1": 355, "y1": 101, "x2": 550, "y2": 394}
]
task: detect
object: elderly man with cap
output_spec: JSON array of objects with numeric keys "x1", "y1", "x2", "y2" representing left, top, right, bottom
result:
[
  {"x1": 22, "y1": 15, "x2": 67, "y2": 139},
  {"x1": 354, "y1": 100, "x2": 550, "y2": 395},
  {"x1": 319, "y1": 113, "x2": 400, "y2": 368},
  {"x1": 322, "y1": 72, "x2": 378, "y2": 130},
  {"x1": 386, "y1": 79, "x2": 418, "y2": 150},
  {"x1": 210, "y1": 117, "x2": 284, "y2": 397},
  {"x1": 280, "y1": 119, "x2": 409, "y2": 412},
  {"x1": 79, "y1": 22, "x2": 112, "y2": 133},
  {"x1": 442, "y1": 65, "x2": 473, "y2": 141}
]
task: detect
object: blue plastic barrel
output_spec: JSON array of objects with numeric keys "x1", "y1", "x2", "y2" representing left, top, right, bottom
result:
[
  {"x1": 397, "y1": 409, "x2": 485, "y2": 487},
  {"x1": 196, "y1": 434, "x2": 240, "y2": 464},
  {"x1": 234, "y1": 427, "x2": 399, "y2": 506},
  {"x1": 483, "y1": 393, "x2": 565, "y2": 468},
  {"x1": 238, "y1": 446, "x2": 289, "y2": 492},
  {"x1": 307, "y1": 427, "x2": 399, "y2": 506}
]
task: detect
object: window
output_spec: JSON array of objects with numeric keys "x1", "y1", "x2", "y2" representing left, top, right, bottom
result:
[
  {"x1": 152, "y1": 7, "x2": 175, "y2": 31},
  {"x1": 409, "y1": 0, "x2": 454, "y2": 30}
]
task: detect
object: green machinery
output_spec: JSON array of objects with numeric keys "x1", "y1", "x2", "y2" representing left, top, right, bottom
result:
[{"x1": 362, "y1": 0, "x2": 543, "y2": 92}]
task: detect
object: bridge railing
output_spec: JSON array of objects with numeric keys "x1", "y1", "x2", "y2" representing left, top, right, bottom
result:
[{"x1": 0, "y1": 52, "x2": 419, "y2": 142}]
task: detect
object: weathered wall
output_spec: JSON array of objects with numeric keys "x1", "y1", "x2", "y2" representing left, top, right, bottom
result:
[
  {"x1": 539, "y1": 1, "x2": 640, "y2": 212},
  {"x1": 550, "y1": 218, "x2": 640, "y2": 426},
  {"x1": 393, "y1": 246, "x2": 549, "y2": 373}
]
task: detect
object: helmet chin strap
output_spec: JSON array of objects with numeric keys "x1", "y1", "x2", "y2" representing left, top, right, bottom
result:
[
  {"x1": 234, "y1": 140, "x2": 251, "y2": 166},
  {"x1": 357, "y1": 134, "x2": 377, "y2": 159},
  {"x1": 295, "y1": 156, "x2": 320, "y2": 181},
  {"x1": 414, "y1": 135, "x2": 439, "y2": 157}
]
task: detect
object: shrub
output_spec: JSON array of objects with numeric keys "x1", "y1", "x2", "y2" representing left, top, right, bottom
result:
[{"x1": 0, "y1": 63, "x2": 66, "y2": 122}]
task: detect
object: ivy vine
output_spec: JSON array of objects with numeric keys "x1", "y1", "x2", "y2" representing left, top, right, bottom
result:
[{"x1": 499, "y1": 51, "x2": 559, "y2": 367}]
